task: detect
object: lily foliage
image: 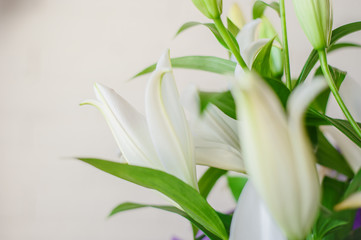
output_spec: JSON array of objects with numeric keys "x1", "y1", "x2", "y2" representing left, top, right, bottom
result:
[{"x1": 79, "y1": 1, "x2": 361, "y2": 239}]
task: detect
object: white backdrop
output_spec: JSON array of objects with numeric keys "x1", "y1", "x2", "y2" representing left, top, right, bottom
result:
[{"x1": 0, "y1": 0, "x2": 360, "y2": 239}]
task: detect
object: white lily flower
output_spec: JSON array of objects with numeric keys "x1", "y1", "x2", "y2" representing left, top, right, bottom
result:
[
  {"x1": 232, "y1": 72, "x2": 327, "y2": 239},
  {"x1": 234, "y1": 19, "x2": 269, "y2": 68},
  {"x1": 182, "y1": 86, "x2": 245, "y2": 172},
  {"x1": 82, "y1": 50, "x2": 198, "y2": 190},
  {"x1": 324, "y1": 77, "x2": 361, "y2": 173},
  {"x1": 292, "y1": 0, "x2": 333, "y2": 50},
  {"x1": 230, "y1": 181, "x2": 286, "y2": 240}
]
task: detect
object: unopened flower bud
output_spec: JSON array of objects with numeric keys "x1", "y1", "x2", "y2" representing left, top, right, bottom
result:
[
  {"x1": 292, "y1": 0, "x2": 333, "y2": 50},
  {"x1": 192, "y1": 0, "x2": 223, "y2": 19}
]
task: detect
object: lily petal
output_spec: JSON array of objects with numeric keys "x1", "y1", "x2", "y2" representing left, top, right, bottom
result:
[
  {"x1": 334, "y1": 192, "x2": 361, "y2": 211},
  {"x1": 232, "y1": 72, "x2": 324, "y2": 239},
  {"x1": 145, "y1": 50, "x2": 197, "y2": 189},
  {"x1": 182, "y1": 85, "x2": 245, "y2": 172},
  {"x1": 230, "y1": 181, "x2": 286, "y2": 240},
  {"x1": 82, "y1": 83, "x2": 162, "y2": 169}
]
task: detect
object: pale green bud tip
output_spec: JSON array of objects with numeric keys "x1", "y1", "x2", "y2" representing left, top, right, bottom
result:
[
  {"x1": 292, "y1": 0, "x2": 333, "y2": 50},
  {"x1": 192, "y1": 0, "x2": 223, "y2": 19},
  {"x1": 228, "y1": 3, "x2": 245, "y2": 29}
]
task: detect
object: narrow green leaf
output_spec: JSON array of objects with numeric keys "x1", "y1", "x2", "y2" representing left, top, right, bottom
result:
[
  {"x1": 330, "y1": 21, "x2": 361, "y2": 45},
  {"x1": 199, "y1": 91, "x2": 236, "y2": 119},
  {"x1": 316, "y1": 131, "x2": 354, "y2": 178},
  {"x1": 328, "y1": 42, "x2": 361, "y2": 52},
  {"x1": 307, "y1": 109, "x2": 361, "y2": 148},
  {"x1": 227, "y1": 17, "x2": 240, "y2": 39},
  {"x1": 344, "y1": 168, "x2": 361, "y2": 199},
  {"x1": 132, "y1": 56, "x2": 236, "y2": 79},
  {"x1": 175, "y1": 21, "x2": 239, "y2": 51},
  {"x1": 78, "y1": 158, "x2": 228, "y2": 240},
  {"x1": 252, "y1": 1, "x2": 280, "y2": 19},
  {"x1": 198, "y1": 168, "x2": 227, "y2": 198},
  {"x1": 251, "y1": 38, "x2": 275, "y2": 78},
  {"x1": 263, "y1": 77, "x2": 290, "y2": 108},
  {"x1": 227, "y1": 176, "x2": 248, "y2": 201},
  {"x1": 109, "y1": 202, "x2": 221, "y2": 240}
]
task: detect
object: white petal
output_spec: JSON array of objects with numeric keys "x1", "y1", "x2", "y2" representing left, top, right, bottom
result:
[
  {"x1": 230, "y1": 181, "x2": 286, "y2": 240},
  {"x1": 195, "y1": 140, "x2": 245, "y2": 172},
  {"x1": 145, "y1": 50, "x2": 197, "y2": 189},
  {"x1": 286, "y1": 78, "x2": 326, "y2": 233},
  {"x1": 334, "y1": 192, "x2": 361, "y2": 211},
  {"x1": 236, "y1": 19, "x2": 262, "y2": 54},
  {"x1": 85, "y1": 83, "x2": 162, "y2": 169},
  {"x1": 243, "y1": 39, "x2": 269, "y2": 68}
]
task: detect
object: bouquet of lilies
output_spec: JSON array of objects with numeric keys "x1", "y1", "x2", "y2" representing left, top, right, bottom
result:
[{"x1": 79, "y1": 0, "x2": 361, "y2": 239}]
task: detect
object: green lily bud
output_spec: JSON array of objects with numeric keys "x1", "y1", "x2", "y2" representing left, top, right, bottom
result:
[
  {"x1": 292, "y1": 0, "x2": 333, "y2": 50},
  {"x1": 192, "y1": 0, "x2": 222, "y2": 19}
]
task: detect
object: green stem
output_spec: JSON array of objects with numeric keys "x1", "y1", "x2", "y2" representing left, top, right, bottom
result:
[
  {"x1": 318, "y1": 49, "x2": 361, "y2": 139},
  {"x1": 279, "y1": 0, "x2": 292, "y2": 89},
  {"x1": 213, "y1": 18, "x2": 248, "y2": 70}
]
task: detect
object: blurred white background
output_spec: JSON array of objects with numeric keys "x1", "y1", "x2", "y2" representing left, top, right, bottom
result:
[{"x1": 0, "y1": 0, "x2": 360, "y2": 239}]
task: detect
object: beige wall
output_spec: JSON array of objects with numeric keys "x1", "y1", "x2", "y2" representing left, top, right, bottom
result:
[{"x1": 0, "y1": 0, "x2": 360, "y2": 239}]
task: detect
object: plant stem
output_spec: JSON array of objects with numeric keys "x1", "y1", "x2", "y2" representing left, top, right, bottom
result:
[
  {"x1": 213, "y1": 18, "x2": 249, "y2": 70},
  {"x1": 279, "y1": 0, "x2": 292, "y2": 89},
  {"x1": 318, "y1": 49, "x2": 361, "y2": 139}
]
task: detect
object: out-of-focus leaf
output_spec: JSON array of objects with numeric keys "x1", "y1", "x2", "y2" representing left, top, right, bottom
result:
[
  {"x1": 198, "y1": 168, "x2": 227, "y2": 199},
  {"x1": 307, "y1": 109, "x2": 361, "y2": 148},
  {"x1": 109, "y1": 202, "x2": 221, "y2": 240},
  {"x1": 344, "y1": 168, "x2": 361, "y2": 199},
  {"x1": 77, "y1": 158, "x2": 228, "y2": 240},
  {"x1": 252, "y1": 1, "x2": 280, "y2": 19},
  {"x1": 227, "y1": 175, "x2": 248, "y2": 201},
  {"x1": 199, "y1": 91, "x2": 236, "y2": 119},
  {"x1": 175, "y1": 21, "x2": 239, "y2": 51},
  {"x1": 316, "y1": 131, "x2": 354, "y2": 178},
  {"x1": 132, "y1": 56, "x2": 236, "y2": 79}
]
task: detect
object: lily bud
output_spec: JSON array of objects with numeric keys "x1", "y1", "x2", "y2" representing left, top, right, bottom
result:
[
  {"x1": 292, "y1": 0, "x2": 333, "y2": 50},
  {"x1": 232, "y1": 72, "x2": 327, "y2": 239},
  {"x1": 228, "y1": 3, "x2": 245, "y2": 29},
  {"x1": 192, "y1": 0, "x2": 222, "y2": 19}
]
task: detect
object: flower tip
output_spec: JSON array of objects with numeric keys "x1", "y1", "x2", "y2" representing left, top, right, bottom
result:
[{"x1": 156, "y1": 49, "x2": 172, "y2": 70}]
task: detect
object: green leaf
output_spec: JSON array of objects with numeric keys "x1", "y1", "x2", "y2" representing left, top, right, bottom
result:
[
  {"x1": 328, "y1": 42, "x2": 361, "y2": 52},
  {"x1": 78, "y1": 158, "x2": 228, "y2": 240},
  {"x1": 226, "y1": 175, "x2": 248, "y2": 201},
  {"x1": 307, "y1": 109, "x2": 361, "y2": 148},
  {"x1": 322, "y1": 177, "x2": 349, "y2": 210},
  {"x1": 199, "y1": 91, "x2": 236, "y2": 119},
  {"x1": 132, "y1": 56, "x2": 236, "y2": 79},
  {"x1": 312, "y1": 66, "x2": 347, "y2": 114},
  {"x1": 344, "y1": 168, "x2": 361, "y2": 199},
  {"x1": 252, "y1": 1, "x2": 280, "y2": 19},
  {"x1": 251, "y1": 38, "x2": 275, "y2": 78},
  {"x1": 198, "y1": 168, "x2": 227, "y2": 199},
  {"x1": 263, "y1": 77, "x2": 290, "y2": 108},
  {"x1": 316, "y1": 131, "x2": 354, "y2": 178},
  {"x1": 175, "y1": 21, "x2": 239, "y2": 51},
  {"x1": 109, "y1": 202, "x2": 221, "y2": 240},
  {"x1": 344, "y1": 228, "x2": 361, "y2": 240},
  {"x1": 330, "y1": 21, "x2": 361, "y2": 45},
  {"x1": 227, "y1": 17, "x2": 240, "y2": 39},
  {"x1": 297, "y1": 21, "x2": 361, "y2": 86}
]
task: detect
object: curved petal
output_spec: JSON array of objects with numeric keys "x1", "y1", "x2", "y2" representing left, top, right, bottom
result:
[
  {"x1": 145, "y1": 50, "x2": 197, "y2": 189},
  {"x1": 195, "y1": 140, "x2": 245, "y2": 172},
  {"x1": 287, "y1": 78, "x2": 327, "y2": 232},
  {"x1": 334, "y1": 192, "x2": 361, "y2": 211},
  {"x1": 236, "y1": 19, "x2": 262, "y2": 54},
  {"x1": 243, "y1": 39, "x2": 269, "y2": 68},
  {"x1": 82, "y1": 83, "x2": 162, "y2": 169},
  {"x1": 230, "y1": 181, "x2": 286, "y2": 240}
]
